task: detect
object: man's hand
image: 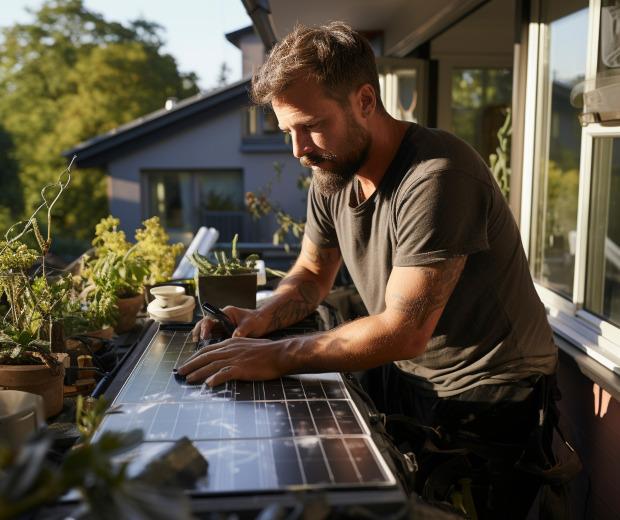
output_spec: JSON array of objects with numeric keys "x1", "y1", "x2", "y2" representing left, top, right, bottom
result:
[
  {"x1": 177, "y1": 337, "x2": 291, "y2": 386},
  {"x1": 191, "y1": 306, "x2": 269, "y2": 341}
]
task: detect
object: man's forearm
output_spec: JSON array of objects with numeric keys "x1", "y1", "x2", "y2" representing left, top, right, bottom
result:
[
  {"x1": 277, "y1": 310, "x2": 425, "y2": 374},
  {"x1": 257, "y1": 265, "x2": 329, "y2": 333}
]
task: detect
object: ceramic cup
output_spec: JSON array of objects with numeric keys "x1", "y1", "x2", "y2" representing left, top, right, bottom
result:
[{"x1": 0, "y1": 390, "x2": 45, "y2": 450}]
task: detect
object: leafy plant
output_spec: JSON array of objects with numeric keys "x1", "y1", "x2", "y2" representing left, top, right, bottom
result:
[
  {"x1": 77, "y1": 216, "x2": 150, "y2": 329},
  {"x1": 245, "y1": 161, "x2": 309, "y2": 251},
  {"x1": 0, "y1": 429, "x2": 200, "y2": 520},
  {"x1": 189, "y1": 233, "x2": 259, "y2": 276},
  {"x1": 75, "y1": 395, "x2": 109, "y2": 442},
  {"x1": 133, "y1": 216, "x2": 184, "y2": 285},
  {"x1": 0, "y1": 160, "x2": 75, "y2": 366}
]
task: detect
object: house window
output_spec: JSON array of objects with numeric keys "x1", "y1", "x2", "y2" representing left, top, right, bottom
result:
[
  {"x1": 241, "y1": 106, "x2": 290, "y2": 152},
  {"x1": 586, "y1": 137, "x2": 620, "y2": 326},
  {"x1": 522, "y1": 0, "x2": 620, "y2": 370},
  {"x1": 451, "y1": 68, "x2": 513, "y2": 162},
  {"x1": 143, "y1": 170, "x2": 245, "y2": 240},
  {"x1": 530, "y1": 1, "x2": 588, "y2": 298},
  {"x1": 245, "y1": 106, "x2": 281, "y2": 136}
]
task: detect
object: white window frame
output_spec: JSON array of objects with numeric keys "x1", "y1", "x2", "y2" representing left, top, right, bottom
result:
[
  {"x1": 377, "y1": 57, "x2": 428, "y2": 126},
  {"x1": 521, "y1": 0, "x2": 620, "y2": 375}
]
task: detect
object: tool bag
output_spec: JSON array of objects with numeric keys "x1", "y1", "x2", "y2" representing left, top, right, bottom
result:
[{"x1": 365, "y1": 374, "x2": 582, "y2": 519}]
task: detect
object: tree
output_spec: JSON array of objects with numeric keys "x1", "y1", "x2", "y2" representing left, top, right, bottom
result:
[
  {"x1": 216, "y1": 61, "x2": 231, "y2": 87},
  {"x1": 0, "y1": 0, "x2": 199, "y2": 248}
]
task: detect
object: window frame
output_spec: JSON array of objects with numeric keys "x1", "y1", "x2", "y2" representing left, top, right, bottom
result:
[{"x1": 521, "y1": 0, "x2": 620, "y2": 373}]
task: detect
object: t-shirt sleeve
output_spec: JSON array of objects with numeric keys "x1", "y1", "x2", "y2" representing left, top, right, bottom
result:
[
  {"x1": 393, "y1": 169, "x2": 491, "y2": 266},
  {"x1": 304, "y1": 181, "x2": 339, "y2": 248}
]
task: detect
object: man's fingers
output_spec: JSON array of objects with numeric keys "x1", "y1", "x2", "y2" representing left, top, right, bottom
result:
[
  {"x1": 191, "y1": 321, "x2": 202, "y2": 341},
  {"x1": 190, "y1": 317, "x2": 218, "y2": 341},
  {"x1": 187, "y1": 361, "x2": 235, "y2": 384},
  {"x1": 206, "y1": 365, "x2": 237, "y2": 387},
  {"x1": 177, "y1": 345, "x2": 231, "y2": 375}
]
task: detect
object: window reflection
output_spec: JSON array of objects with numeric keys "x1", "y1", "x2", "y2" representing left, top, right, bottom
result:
[
  {"x1": 531, "y1": 2, "x2": 588, "y2": 297},
  {"x1": 586, "y1": 138, "x2": 620, "y2": 326},
  {"x1": 451, "y1": 68, "x2": 512, "y2": 164}
]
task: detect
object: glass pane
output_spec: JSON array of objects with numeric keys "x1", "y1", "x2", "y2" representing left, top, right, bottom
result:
[
  {"x1": 451, "y1": 68, "x2": 512, "y2": 163},
  {"x1": 146, "y1": 171, "x2": 192, "y2": 230},
  {"x1": 395, "y1": 71, "x2": 419, "y2": 123},
  {"x1": 586, "y1": 138, "x2": 620, "y2": 326},
  {"x1": 599, "y1": 1, "x2": 620, "y2": 73},
  {"x1": 531, "y1": 1, "x2": 588, "y2": 297},
  {"x1": 197, "y1": 171, "x2": 243, "y2": 212}
]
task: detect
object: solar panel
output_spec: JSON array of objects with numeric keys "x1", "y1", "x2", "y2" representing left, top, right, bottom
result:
[{"x1": 93, "y1": 328, "x2": 397, "y2": 494}]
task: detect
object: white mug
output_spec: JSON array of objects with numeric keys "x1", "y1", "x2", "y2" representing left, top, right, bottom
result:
[{"x1": 0, "y1": 390, "x2": 45, "y2": 450}]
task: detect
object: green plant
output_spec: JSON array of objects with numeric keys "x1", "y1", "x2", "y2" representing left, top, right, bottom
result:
[
  {"x1": 76, "y1": 395, "x2": 109, "y2": 442},
  {"x1": 0, "y1": 160, "x2": 75, "y2": 365},
  {"x1": 189, "y1": 233, "x2": 259, "y2": 276},
  {"x1": 245, "y1": 161, "x2": 309, "y2": 251},
  {"x1": 133, "y1": 216, "x2": 184, "y2": 285},
  {"x1": 78, "y1": 216, "x2": 150, "y2": 329},
  {"x1": 0, "y1": 428, "x2": 200, "y2": 520}
]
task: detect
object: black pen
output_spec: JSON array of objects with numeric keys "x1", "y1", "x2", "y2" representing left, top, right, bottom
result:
[{"x1": 200, "y1": 300, "x2": 236, "y2": 337}]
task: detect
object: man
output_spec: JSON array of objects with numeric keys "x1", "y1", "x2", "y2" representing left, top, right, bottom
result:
[{"x1": 178, "y1": 22, "x2": 557, "y2": 517}]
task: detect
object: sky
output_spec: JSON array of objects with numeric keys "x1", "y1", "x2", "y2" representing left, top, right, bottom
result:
[{"x1": 2, "y1": 0, "x2": 252, "y2": 90}]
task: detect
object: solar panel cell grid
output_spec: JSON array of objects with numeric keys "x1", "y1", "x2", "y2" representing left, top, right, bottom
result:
[{"x1": 95, "y1": 328, "x2": 396, "y2": 493}]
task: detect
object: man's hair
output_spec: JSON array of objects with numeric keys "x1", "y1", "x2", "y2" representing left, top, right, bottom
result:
[{"x1": 251, "y1": 21, "x2": 384, "y2": 109}]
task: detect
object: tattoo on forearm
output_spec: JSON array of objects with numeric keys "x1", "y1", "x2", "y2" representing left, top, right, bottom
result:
[
  {"x1": 389, "y1": 256, "x2": 466, "y2": 328},
  {"x1": 271, "y1": 275, "x2": 321, "y2": 330}
]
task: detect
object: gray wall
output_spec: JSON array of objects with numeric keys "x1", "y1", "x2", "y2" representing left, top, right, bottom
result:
[{"x1": 106, "y1": 105, "x2": 304, "y2": 243}]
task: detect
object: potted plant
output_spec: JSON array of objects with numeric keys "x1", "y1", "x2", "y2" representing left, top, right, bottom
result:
[
  {"x1": 0, "y1": 165, "x2": 74, "y2": 418},
  {"x1": 79, "y1": 216, "x2": 150, "y2": 334},
  {"x1": 189, "y1": 234, "x2": 259, "y2": 309}
]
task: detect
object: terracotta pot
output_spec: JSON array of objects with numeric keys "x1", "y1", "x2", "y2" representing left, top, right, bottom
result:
[
  {"x1": 197, "y1": 274, "x2": 257, "y2": 309},
  {"x1": 115, "y1": 292, "x2": 144, "y2": 333},
  {"x1": 0, "y1": 354, "x2": 67, "y2": 418}
]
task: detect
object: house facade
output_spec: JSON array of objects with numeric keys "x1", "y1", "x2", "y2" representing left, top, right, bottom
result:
[
  {"x1": 65, "y1": 28, "x2": 304, "y2": 245},
  {"x1": 240, "y1": 0, "x2": 619, "y2": 516}
]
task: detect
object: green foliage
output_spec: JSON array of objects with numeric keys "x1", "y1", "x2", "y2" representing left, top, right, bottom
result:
[
  {"x1": 133, "y1": 216, "x2": 184, "y2": 285},
  {"x1": 0, "y1": 0, "x2": 199, "y2": 250},
  {"x1": 0, "y1": 163, "x2": 74, "y2": 365},
  {"x1": 189, "y1": 234, "x2": 259, "y2": 276},
  {"x1": 545, "y1": 160, "x2": 579, "y2": 242},
  {"x1": 75, "y1": 395, "x2": 108, "y2": 442},
  {"x1": 245, "y1": 162, "x2": 309, "y2": 251},
  {"x1": 0, "y1": 428, "x2": 196, "y2": 520},
  {"x1": 78, "y1": 215, "x2": 183, "y2": 327}
]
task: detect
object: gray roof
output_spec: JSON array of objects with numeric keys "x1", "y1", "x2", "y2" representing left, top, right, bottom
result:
[
  {"x1": 225, "y1": 25, "x2": 256, "y2": 48},
  {"x1": 63, "y1": 79, "x2": 251, "y2": 168}
]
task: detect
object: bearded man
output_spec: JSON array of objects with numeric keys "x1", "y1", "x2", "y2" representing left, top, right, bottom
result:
[{"x1": 178, "y1": 21, "x2": 558, "y2": 518}]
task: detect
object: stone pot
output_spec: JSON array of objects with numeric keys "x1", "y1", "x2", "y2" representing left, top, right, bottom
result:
[
  {"x1": 115, "y1": 292, "x2": 144, "y2": 334},
  {"x1": 0, "y1": 354, "x2": 67, "y2": 418},
  {"x1": 197, "y1": 273, "x2": 257, "y2": 309}
]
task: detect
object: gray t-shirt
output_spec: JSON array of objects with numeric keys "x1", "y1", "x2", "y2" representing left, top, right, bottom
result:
[{"x1": 305, "y1": 124, "x2": 557, "y2": 397}]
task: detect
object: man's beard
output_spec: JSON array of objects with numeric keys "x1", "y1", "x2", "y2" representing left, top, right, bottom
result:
[{"x1": 300, "y1": 117, "x2": 371, "y2": 196}]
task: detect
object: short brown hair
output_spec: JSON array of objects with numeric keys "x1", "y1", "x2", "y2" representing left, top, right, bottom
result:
[{"x1": 251, "y1": 21, "x2": 383, "y2": 109}]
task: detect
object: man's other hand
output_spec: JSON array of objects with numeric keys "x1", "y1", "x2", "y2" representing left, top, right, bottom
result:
[{"x1": 191, "y1": 306, "x2": 269, "y2": 341}]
